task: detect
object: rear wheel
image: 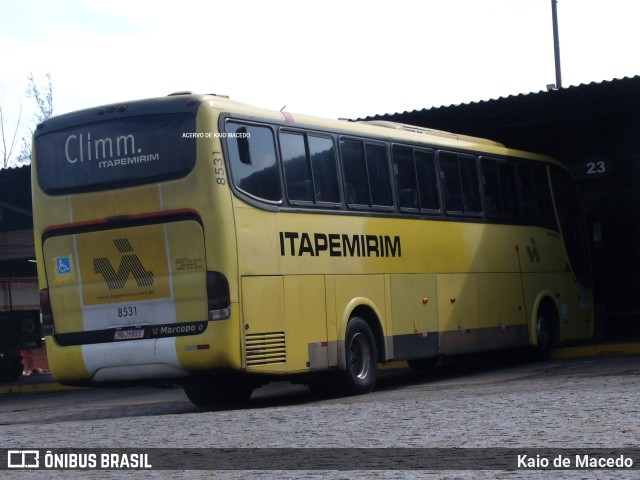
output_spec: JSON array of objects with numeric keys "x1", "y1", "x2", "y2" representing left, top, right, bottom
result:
[
  {"x1": 534, "y1": 314, "x2": 552, "y2": 359},
  {"x1": 338, "y1": 317, "x2": 378, "y2": 395},
  {"x1": 184, "y1": 375, "x2": 253, "y2": 408}
]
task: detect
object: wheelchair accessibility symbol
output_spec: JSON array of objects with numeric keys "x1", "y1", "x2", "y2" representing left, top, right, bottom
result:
[{"x1": 56, "y1": 256, "x2": 72, "y2": 275}]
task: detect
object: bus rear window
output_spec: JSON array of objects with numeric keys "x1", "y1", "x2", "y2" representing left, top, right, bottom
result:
[{"x1": 35, "y1": 113, "x2": 196, "y2": 194}]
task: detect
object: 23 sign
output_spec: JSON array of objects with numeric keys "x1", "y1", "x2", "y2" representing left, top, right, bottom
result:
[{"x1": 586, "y1": 160, "x2": 606, "y2": 175}]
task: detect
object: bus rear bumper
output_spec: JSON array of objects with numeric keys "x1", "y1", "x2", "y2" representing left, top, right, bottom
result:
[{"x1": 85, "y1": 337, "x2": 189, "y2": 382}]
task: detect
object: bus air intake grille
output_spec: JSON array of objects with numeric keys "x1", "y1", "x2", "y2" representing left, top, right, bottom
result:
[{"x1": 245, "y1": 332, "x2": 286, "y2": 366}]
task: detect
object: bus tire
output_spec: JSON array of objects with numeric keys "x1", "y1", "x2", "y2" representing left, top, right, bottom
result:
[
  {"x1": 184, "y1": 376, "x2": 253, "y2": 408},
  {"x1": 534, "y1": 314, "x2": 552, "y2": 360},
  {"x1": 338, "y1": 317, "x2": 378, "y2": 395}
]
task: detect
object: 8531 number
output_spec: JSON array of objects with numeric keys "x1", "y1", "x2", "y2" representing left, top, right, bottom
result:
[{"x1": 118, "y1": 306, "x2": 138, "y2": 318}]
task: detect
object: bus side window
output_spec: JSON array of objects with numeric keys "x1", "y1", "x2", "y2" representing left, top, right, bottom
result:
[
  {"x1": 340, "y1": 139, "x2": 370, "y2": 206},
  {"x1": 280, "y1": 132, "x2": 340, "y2": 205},
  {"x1": 280, "y1": 132, "x2": 314, "y2": 202},
  {"x1": 518, "y1": 162, "x2": 554, "y2": 226},
  {"x1": 459, "y1": 155, "x2": 481, "y2": 214},
  {"x1": 481, "y1": 159, "x2": 501, "y2": 215},
  {"x1": 415, "y1": 149, "x2": 440, "y2": 211},
  {"x1": 308, "y1": 136, "x2": 340, "y2": 204},
  {"x1": 365, "y1": 143, "x2": 393, "y2": 207},
  {"x1": 519, "y1": 163, "x2": 537, "y2": 219},
  {"x1": 226, "y1": 122, "x2": 281, "y2": 202},
  {"x1": 499, "y1": 162, "x2": 518, "y2": 215},
  {"x1": 392, "y1": 146, "x2": 419, "y2": 210},
  {"x1": 482, "y1": 158, "x2": 517, "y2": 217},
  {"x1": 439, "y1": 152, "x2": 481, "y2": 215},
  {"x1": 532, "y1": 165, "x2": 554, "y2": 225},
  {"x1": 237, "y1": 127, "x2": 251, "y2": 165},
  {"x1": 439, "y1": 152, "x2": 464, "y2": 213}
]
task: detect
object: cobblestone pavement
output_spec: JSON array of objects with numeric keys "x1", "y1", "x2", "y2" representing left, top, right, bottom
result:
[{"x1": 2, "y1": 355, "x2": 639, "y2": 479}]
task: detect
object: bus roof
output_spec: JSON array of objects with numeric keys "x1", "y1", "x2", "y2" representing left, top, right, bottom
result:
[
  {"x1": 36, "y1": 92, "x2": 559, "y2": 167},
  {"x1": 359, "y1": 120, "x2": 506, "y2": 148},
  {"x1": 198, "y1": 94, "x2": 558, "y2": 166}
]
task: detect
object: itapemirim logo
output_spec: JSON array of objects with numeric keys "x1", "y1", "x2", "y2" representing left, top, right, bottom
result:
[{"x1": 93, "y1": 238, "x2": 154, "y2": 290}]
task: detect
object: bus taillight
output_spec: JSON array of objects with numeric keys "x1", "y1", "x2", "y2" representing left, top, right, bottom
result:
[
  {"x1": 207, "y1": 272, "x2": 231, "y2": 320},
  {"x1": 40, "y1": 288, "x2": 54, "y2": 333}
]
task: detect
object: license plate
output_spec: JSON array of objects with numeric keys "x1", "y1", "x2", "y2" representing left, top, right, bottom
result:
[{"x1": 114, "y1": 328, "x2": 145, "y2": 340}]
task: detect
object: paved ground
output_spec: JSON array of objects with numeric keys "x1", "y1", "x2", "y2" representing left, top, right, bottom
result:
[
  {"x1": 1, "y1": 345, "x2": 639, "y2": 479},
  {"x1": 3, "y1": 339, "x2": 639, "y2": 395}
]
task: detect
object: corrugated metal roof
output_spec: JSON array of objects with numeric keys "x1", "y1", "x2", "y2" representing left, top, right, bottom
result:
[
  {"x1": 358, "y1": 75, "x2": 640, "y2": 122},
  {"x1": 356, "y1": 75, "x2": 640, "y2": 140},
  {"x1": 0, "y1": 163, "x2": 31, "y2": 171}
]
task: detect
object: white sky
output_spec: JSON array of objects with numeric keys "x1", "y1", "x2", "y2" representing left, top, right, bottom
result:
[{"x1": 1, "y1": 0, "x2": 639, "y2": 145}]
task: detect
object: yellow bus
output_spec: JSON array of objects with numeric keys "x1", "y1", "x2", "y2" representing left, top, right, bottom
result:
[{"x1": 32, "y1": 93, "x2": 593, "y2": 406}]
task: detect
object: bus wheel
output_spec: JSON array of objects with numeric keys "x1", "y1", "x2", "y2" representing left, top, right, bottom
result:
[
  {"x1": 339, "y1": 317, "x2": 378, "y2": 395},
  {"x1": 534, "y1": 314, "x2": 551, "y2": 359},
  {"x1": 184, "y1": 377, "x2": 253, "y2": 408}
]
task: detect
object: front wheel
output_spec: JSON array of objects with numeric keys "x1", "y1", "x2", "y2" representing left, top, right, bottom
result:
[
  {"x1": 533, "y1": 315, "x2": 551, "y2": 360},
  {"x1": 338, "y1": 317, "x2": 378, "y2": 395}
]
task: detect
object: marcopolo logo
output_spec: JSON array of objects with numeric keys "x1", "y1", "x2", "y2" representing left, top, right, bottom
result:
[{"x1": 93, "y1": 238, "x2": 154, "y2": 290}]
